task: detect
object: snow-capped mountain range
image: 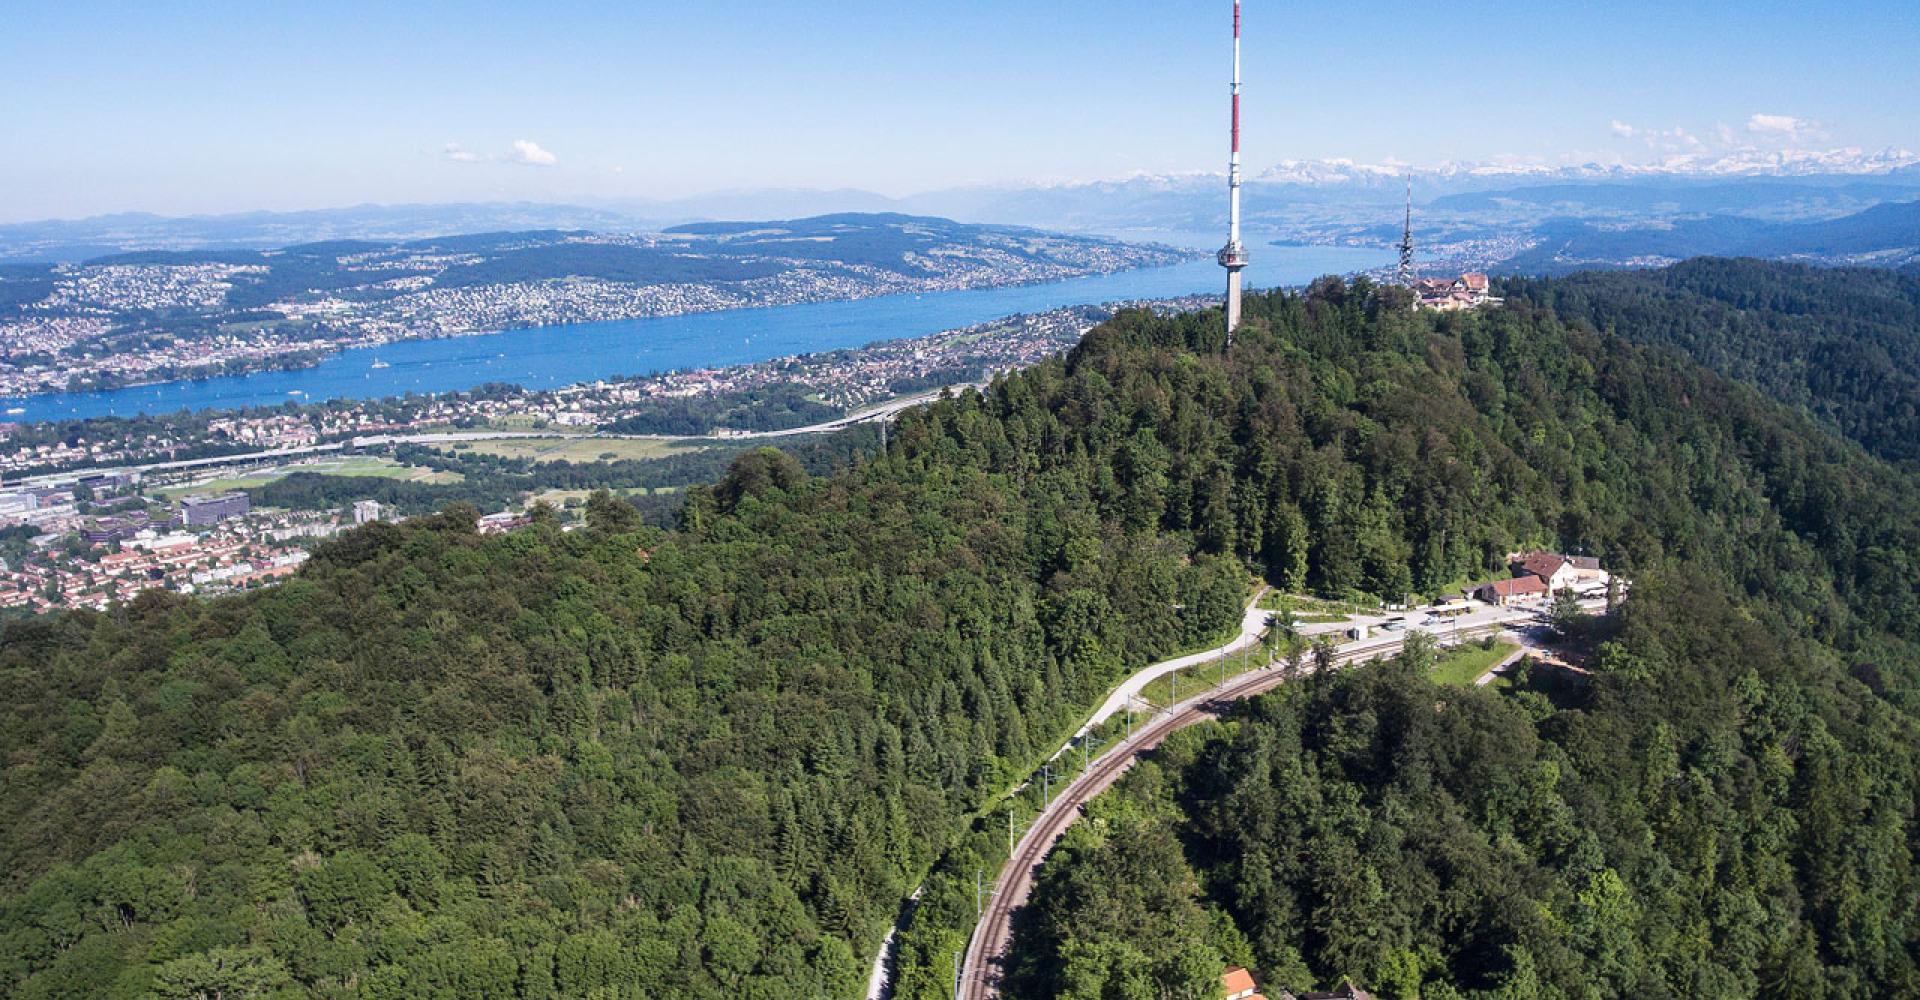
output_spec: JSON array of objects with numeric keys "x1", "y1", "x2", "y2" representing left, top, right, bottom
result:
[
  {"x1": 1249, "y1": 148, "x2": 1920, "y2": 186},
  {"x1": 4, "y1": 149, "x2": 1916, "y2": 263},
  {"x1": 1019, "y1": 148, "x2": 1920, "y2": 199}
]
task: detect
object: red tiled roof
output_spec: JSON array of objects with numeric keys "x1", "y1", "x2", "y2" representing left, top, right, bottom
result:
[
  {"x1": 1517, "y1": 552, "x2": 1567, "y2": 580},
  {"x1": 1224, "y1": 968, "x2": 1257, "y2": 995},
  {"x1": 1484, "y1": 576, "x2": 1548, "y2": 597}
]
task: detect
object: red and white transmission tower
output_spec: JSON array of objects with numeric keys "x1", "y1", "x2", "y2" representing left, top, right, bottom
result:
[{"x1": 1218, "y1": 0, "x2": 1249, "y2": 342}]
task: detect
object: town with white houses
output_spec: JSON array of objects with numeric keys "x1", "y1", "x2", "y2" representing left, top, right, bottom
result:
[
  {"x1": 0, "y1": 226, "x2": 1185, "y2": 397},
  {"x1": 0, "y1": 306, "x2": 1105, "y2": 478},
  {"x1": 0, "y1": 476, "x2": 362, "y2": 614}
]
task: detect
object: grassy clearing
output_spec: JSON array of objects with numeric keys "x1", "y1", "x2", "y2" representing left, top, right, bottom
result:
[
  {"x1": 484, "y1": 413, "x2": 569, "y2": 431},
  {"x1": 1258, "y1": 591, "x2": 1372, "y2": 618},
  {"x1": 154, "y1": 456, "x2": 458, "y2": 498},
  {"x1": 1419, "y1": 575, "x2": 1484, "y2": 603},
  {"x1": 1134, "y1": 638, "x2": 1274, "y2": 712},
  {"x1": 527, "y1": 485, "x2": 682, "y2": 509},
  {"x1": 1278, "y1": 612, "x2": 1351, "y2": 625},
  {"x1": 445, "y1": 436, "x2": 706, "y2": 464},
  {"x1": 152, "y1": 470, "x2": 286, "y2": 498},
  {"x1": 1431, "y1": 640, "x2": 1520, "y2": 687}
]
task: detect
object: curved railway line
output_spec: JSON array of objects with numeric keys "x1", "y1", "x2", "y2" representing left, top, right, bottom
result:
[{"x1": 956, "y1": 622, "x2": 1512, "y2": 1000}]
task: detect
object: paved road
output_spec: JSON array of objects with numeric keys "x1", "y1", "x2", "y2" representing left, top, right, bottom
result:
[
  {"x1": 1475, "y1": 644, "x2": 1533, "y2": 686},
  {"x1": 707, "y1": 384, "x2": 980, "y2": 440},
  {"x1": 8, "y1": 441, "x2": 353, "y2": 487},
  {"x1": 866, "y1": 588, "x2": 1274, "y2": 1000},
  {"x1": 1067, "y1": 587, "x2": 1271, "y2": 746},
  {"x1": 955, "y1": 612, "x2": 1557, "y2": 1000},
  {"x1": 12, "y1": 385, "x2": 975, "y2": 490},
  {"x1": 356, "y1": 386, "x2": 972, "y2": 449}
]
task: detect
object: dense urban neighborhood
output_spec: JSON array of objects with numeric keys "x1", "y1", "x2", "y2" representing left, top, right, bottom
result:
[{"x1": 0, "y1": 478, "x2": 331, "y2": 613}]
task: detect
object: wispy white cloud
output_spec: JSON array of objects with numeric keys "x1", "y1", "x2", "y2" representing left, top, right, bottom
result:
[
  {"x1": 1747, "y1": 113, "x2": 1824, "y2": 140},
  {"x1": 1609, "y1": 120, "x2": 1707, "y2": 155},
  {"x1": 1583, "y1": 113, "x2": 1910, "y2": 176},
  {"x1": 511, "y1": 139, "x2": 558, "y2": 167},
  {"x1": 443, "y1": 139, "x2": 560, "y2": 167},
  {"x1": 1609, "y1": 113, "x2": 1833, "y2": 159}
]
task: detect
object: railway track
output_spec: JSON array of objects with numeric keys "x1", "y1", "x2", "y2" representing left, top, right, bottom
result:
[{"x1": 956, "y1": 622, "x2": 1510, "y2": 999}]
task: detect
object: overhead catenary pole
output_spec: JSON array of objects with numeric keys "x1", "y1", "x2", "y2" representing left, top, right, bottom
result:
[{"x1": 1218, "y1": 0, "x2": 1249, "y2": 342}]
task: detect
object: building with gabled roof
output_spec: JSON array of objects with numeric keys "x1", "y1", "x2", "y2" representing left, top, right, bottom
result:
[
  {"x1": 1513, "y1": 550, "x2": 1579, "y2": 591},
  {"x1": 1476, "y1": 575, "x2": 1550, "y2": 606},
  {"x1": 1223, "y1": 966, "x2": 1266, "y2": 1000}
]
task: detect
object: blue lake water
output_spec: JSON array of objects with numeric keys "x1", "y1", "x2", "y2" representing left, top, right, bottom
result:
[{"x1": 1, "y1": 242, "x2": 1390, "y2": 422}]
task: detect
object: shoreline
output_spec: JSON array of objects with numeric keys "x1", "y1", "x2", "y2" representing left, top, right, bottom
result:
[{"x1": 0, "y1": 255, "x2": 1199, "y2": 404}]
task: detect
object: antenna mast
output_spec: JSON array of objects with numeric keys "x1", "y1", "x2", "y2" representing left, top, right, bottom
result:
[
  {"x1": 1397, "y1": 174, "x2": 1415, "y2": 286},
  {"x1": 1218, "y1": 0, "x2": 1249, "y2": 343}
]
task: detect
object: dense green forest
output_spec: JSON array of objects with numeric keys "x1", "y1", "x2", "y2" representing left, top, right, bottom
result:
[
  {"x1": 599, "y1": 383, "x2": 843, "y2": 437},
  {"x1": 991, "y1": 268, "x2": 1920, "y2": 998},
  {"x1": 1506, "y1": 259, "x2": 1920, "y2": 466},
  {"x1": 1006, "y1": 574, "x2": 1920, "y2": 998},
  {"x1": 6, "y1": 261, "x2": 1920, "y2": 999}
]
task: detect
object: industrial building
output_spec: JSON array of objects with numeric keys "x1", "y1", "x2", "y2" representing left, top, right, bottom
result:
[{"x1": 181, "y1": 491, "x2": 251, "y2": 527}]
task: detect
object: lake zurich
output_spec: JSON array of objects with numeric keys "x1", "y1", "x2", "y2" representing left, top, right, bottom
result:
[{"x1": 1, "y1": 243, "x2": 1390, "y2": 422}]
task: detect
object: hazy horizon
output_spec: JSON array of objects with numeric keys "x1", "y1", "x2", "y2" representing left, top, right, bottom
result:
[{"x1": 5, "y1": 0, "x2": 1917, "y2": 223}]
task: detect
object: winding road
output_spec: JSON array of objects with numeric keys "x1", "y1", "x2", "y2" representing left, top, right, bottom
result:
[
  {"x1": 865, "y1": 588, "x2": 1276, "y2": 1000},
  {"x1": 1065, "y1": 587, "x2": 1272, "y2": 747},
  {"x1": 955, "y1": 614, "x2": 1540, "y2": 1000}
]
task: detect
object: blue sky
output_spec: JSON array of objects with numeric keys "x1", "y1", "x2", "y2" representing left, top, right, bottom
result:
[{"x1": 3, "y1": 0, "x2": 1916, "y2": 221}]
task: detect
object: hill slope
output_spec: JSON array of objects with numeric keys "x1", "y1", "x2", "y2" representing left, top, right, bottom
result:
[
  {"x1": 1502, "y1": 201, "x2": 1920, "y2": 273},
  {"x1": 1507, "y1": 259, "x2": 1920, "y2": 466},
  {"x1": 5, "y1": 264, "x2": 1920, "y2": 999}
]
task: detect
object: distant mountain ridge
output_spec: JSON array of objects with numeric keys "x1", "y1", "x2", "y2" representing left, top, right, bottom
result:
[
  {"x1": 7, "y1": 156, "x2": 1920, "y2": 279},
  {"x1": 6, "y1": 154, "x2": 1919, "y2": 259},
  {"x1": 1504, "y1": 200, "x2": 1920, "y2": 273},
  {"x1": 0, "y1": 203, "x2": 660, "y2": 262}
]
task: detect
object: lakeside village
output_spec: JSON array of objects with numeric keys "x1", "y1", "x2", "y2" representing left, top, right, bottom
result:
[
  {"x1": 0, "y1": 307, "x2": 1112, "y2": 614},
  {"x1": 0, "y1": 234, "x2": 1184, "y2": 398},
  {"x1": 0, "y1": 306, "x2": 1108, "y2": 478}
]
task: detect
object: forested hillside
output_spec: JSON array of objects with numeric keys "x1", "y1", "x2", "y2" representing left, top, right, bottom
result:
[
  {"x1": 1507, "y1": 259, "x2": 1920, "y2": 465},
  {"x1": 6, "y1": 263, "x2": 1920, "y2": 999},
  {"x1": 1007, "y1": 578, "x2": 1920, "y2": 998},
  {"x1": 994, "y1": 270, "x2": 1920, "y2": 998}
]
